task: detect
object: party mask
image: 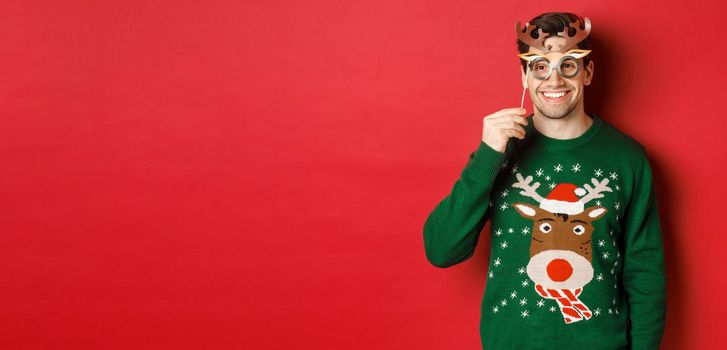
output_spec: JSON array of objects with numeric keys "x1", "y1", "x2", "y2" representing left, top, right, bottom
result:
[{"x1": 516, "y1": 17, "x2": 592, "y2": 81}]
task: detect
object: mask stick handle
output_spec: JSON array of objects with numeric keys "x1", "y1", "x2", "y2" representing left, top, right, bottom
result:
[{"x1": 520, "y1": 86, "x2": 527, "y2": 109}]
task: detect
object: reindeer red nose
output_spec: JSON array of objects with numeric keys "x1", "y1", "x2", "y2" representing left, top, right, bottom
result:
[{"x1": 547, "y1": 259, "x2": 573, "y2": 282}]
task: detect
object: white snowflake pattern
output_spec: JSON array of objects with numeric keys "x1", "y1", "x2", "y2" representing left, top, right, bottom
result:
[
  {"x1": 501, "y1": 160, "x2": 509, "y2": 169},
  {"x1": 521, "y1": 310, "x2": 530, "y2": 318},
  {"x1": 536, "y1": 169, "x2": 544, "y2": 177},
  {"x1": 554, "y1": 164, "x2": 563, "y2": 172},
  {"x1": 537, "y1": 300, "x2": 545, "y2": 307},
  {"x1": 596, "y1": 273, "x2": 604, "y2": 281},
  {"x1": 508, "y1": 228, "x2": 514, "y2": 234},
  {"x1": 549, "y1": 306, "x2": 556, "y2": 312},
  {"x1": 549, "y1": 183, "x2": 556, "y2": 189},
  {"x1": 501, "y1": 189, "x2": 509, "y2": 197},
  {"x1": 499, "y1": 203, "x2": 508, "y2": 211},
  {"x1": 511, "y1": 164, "x2": 519, "y2": 174},
  {"x1": 493, "y1": 306, "x2": 499, "y2": 313},
  {"x1": 608, "y1": 308, "x2": 613, "y2": 314},
  {"x1": 616, "y1": 184, "x2": 620, "y2": 191},
  {"x1": 615, "y1": 202, "x2": 621, "y2": 210},
  {"x1": 519, "y1": 298, "x2": 528, "y2": 306},
  {"x1": 594, "y1": 308, "x2": 601, "y2": 316},
  {"x1": 572, "y1": 163, "x2": 581, "y2": 172},
  {"x1": 615, "y1": 308, "x2": 619, "y2": 315},
  {"x1": 494, "y1": 258, "x2": 501, "y2": 267},
  {"x1": 517, "y1": 267, "x2": 526, "y2": 274},
  {"x1": 598, "y1": 240, "x2": 605, "y2": 247},
  {"x1": 495, "y1": 229, "x2": 503, "y2": 236},
  {"x1": 609, "y1": 172, "x2": 618, "y2": 180},
  {"x1": 613, "y1": 298, "x2": 617, "y2": 305},
  {"x1": 510, "y1": 291, "x2": 518, "y2": 299},
  {"x1": 521, "y1": 279, "x2": 529, "y2": 287},
  {"x1": 501, "y1": 299, "x2": 508, "y2": 306},
  {"x1": 500, "y1": 241, "x2": 509, "y2": 249},
  {"x1": 521, "y1": 226, "x2": 530, "y2": 235},
  {"x1": 489, "y1": 271, "x2": 494, "y2": 278},
  {"x1": 602, "y1": 251, "x2": 610, "y2": 260},
  {"x1": 594, "y1": 169, "x2": 603, "y2": 177},
  {"x1": 545, "y1": 175, "x2": 551, "y2": 181},
  {"x1": 595, "y1": 200, "x2": 601, "y2": 206}
]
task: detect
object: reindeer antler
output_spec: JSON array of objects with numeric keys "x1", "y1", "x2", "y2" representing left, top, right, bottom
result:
[
  {"x1": 516, "y1": 17, "x2": 591, "y2": 53},
  {"x1": 516, "y1": 21, "x2": 549, "y2": 53},
  {"x1": 579, "y1": 177, "x2": 612, "y2": 204},
  {"x1": 555, "y1": 17, "x2": 591, "y2": 52},
  {"x1": 512, "y1": 173, "x2": 545, "y2": 203}
]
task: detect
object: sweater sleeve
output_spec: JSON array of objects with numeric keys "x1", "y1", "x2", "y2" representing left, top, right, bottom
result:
[
  {"x1": 423, "y1": 141, "x2": 507, "y2": 268},
  {"x1": 621, "y1": 150, "x2": 667, "y2": 350}
]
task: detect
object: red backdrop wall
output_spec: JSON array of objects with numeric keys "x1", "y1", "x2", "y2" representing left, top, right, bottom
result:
[{"x1": 2, "y1": 1, "x2": 724, "y2": 349}]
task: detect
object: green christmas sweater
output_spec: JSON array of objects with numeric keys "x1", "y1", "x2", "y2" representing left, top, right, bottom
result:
[{"x1": 423, "y1": 114, "x2": 666, "y2": 350}]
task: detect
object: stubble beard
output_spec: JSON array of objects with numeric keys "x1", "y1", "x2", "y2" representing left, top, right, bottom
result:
[{"x1": 534, "y1": 101, "x2": 578, "y2": 120}]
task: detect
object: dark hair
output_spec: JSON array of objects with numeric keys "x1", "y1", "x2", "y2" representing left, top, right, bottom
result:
[{"x1": 516, "y1": 12, "x2": 592, "y2": 74}]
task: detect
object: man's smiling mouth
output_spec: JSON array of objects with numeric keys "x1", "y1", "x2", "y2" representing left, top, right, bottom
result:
[{"x1": 540, "y1": 90, "x2": 571, "y2": 103}]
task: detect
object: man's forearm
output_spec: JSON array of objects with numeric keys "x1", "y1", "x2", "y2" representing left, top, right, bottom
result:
[{"x1": 423, "y1": 141, "x2": 506, "y2": 268}]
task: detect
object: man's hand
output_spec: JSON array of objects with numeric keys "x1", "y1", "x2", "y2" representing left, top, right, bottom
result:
[{"x1": 482, "y1": 108, "x2": 530, "y2": 153}]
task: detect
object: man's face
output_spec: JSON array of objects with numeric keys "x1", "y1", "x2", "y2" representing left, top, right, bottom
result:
[{"x1": 521, "y1": 36, "x2": 594, "y2": 119}]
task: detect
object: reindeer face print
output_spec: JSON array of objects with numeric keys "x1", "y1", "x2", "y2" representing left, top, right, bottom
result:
[
  {"x1": 513, "y1": 202, "x2": 607, "y2": 290},
  {"x1": 513, "y1": 203, "x2": 607, "y2": 262},
  {"x1": 508, "y1": 172, "x2": 612, "y2": 324}
]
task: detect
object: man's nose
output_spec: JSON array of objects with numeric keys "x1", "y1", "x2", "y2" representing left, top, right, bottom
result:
[{"x1": 546, "y1": 68, "x2": 564, "y2": 84}]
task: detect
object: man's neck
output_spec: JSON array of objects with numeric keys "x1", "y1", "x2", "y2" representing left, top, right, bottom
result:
[{"x1": 532, "y1": 106, "x2": 592, "y2": 140}]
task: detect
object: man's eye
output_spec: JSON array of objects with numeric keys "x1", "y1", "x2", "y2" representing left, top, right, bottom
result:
[{"x1": 563, "y1": 63, "x2": 575, "y2": 69}]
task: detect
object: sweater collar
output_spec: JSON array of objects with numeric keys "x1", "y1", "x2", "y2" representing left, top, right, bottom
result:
[{"x1": 525, "y1": 113, "x2": 602, "y2": 151}]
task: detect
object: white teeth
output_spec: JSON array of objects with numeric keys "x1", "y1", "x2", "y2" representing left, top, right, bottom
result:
[{"x1": 543, "y1": 91, "x2": 567, "y2": 98}]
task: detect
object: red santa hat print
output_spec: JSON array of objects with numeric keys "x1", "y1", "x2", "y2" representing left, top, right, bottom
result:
[{"x1": 539, "y1": 183, "x2": 587, "y2": 215}]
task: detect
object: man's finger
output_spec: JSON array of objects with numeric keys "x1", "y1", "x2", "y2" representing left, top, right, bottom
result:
[
  {"x1": 488, "y1": 108, "x2": 527, "y2": 119},
  {"x1": 504, "y1": 124, "x2": 527, "y2": 136},
  {"x1": 510, "y1": 115, "x2": 529, "y2": 126},
  {"x1": 492, "y1": 119, "x2": 528, "y2": 130},
  {"x1": 503, "y1": 129, "x2": 526, "y2": 139}
]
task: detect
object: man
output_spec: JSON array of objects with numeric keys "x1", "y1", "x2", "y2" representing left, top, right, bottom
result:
[{"x1": 423, "y1": 12, "x2": 666, "y2": 350}]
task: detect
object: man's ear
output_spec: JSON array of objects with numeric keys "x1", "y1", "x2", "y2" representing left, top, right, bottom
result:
[{"x1": 584, "y1": 60, "x2": 594, "y2": 86}]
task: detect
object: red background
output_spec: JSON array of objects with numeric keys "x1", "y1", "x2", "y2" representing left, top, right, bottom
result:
[{"x1": 1, "y1": 1, "x2": 724, "y2": 349}]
